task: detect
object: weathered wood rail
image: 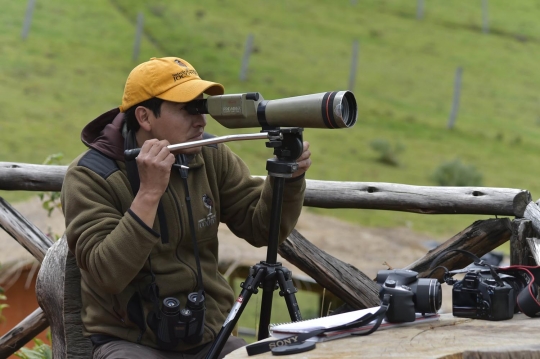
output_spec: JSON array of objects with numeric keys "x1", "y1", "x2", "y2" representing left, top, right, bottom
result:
[
  {"x1": 0, "y1": 162, "x2": 533, "y2": 215},
  {"x1": 1, "y1": 162, "x2": 540, "y2": 358}
]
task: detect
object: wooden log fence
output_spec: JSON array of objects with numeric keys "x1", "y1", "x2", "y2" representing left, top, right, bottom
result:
[
  {"x1": 0, "y1": 162, "x2": 532, "y2": 216},
  {"x1": 2, "y1": 162, "x2": 540, "y2": 356}
]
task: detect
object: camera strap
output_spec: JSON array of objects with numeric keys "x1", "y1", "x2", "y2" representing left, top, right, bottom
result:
[
  {"x1": 429, "y1": 249, "x2": 506, "y2": 286},
  {"x1": 497, "y1": 265, "x2": 540, "y2": 317},
  {"x1": 245, "y1": 294, "x2": 391, "y2": 356}
]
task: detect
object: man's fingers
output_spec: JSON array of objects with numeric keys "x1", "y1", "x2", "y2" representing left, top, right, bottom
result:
[
  {"x1": 140, "y1": 139, "x2": 170, "y2": 158},
  {"x1": 297, "y1": 149, "x2": 311, "y2": 162},
  {"x1": 296, "y1": 141, "x2": 311, "y2": 162},
  {"x1": 139, "y1": 138, "x2": 159, "y2": 154},
  {"x1": 297, "y1": 158, "x2": 312, "y2": 170},
  {"x1": 154, "y1": 142, "x2": 173, "y2": 162}
]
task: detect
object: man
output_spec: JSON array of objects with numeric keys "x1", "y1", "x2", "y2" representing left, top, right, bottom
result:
[{"x1": 61, "y1": 57, "x2": 311, "y2": 359}]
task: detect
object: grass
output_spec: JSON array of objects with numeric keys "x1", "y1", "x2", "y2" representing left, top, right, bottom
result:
[{"x1": 1, "y1": 2, "x2": 539, "y2": 240}]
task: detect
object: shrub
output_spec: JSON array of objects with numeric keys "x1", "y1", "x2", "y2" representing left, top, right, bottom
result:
[
  {"x1": 432, "y1": 159, "x2": 483, "y2": 186},
  {"x1": 369, "y1": 139, "x2": 405, "y2": 166},
  {"x1": 15, "y1": 338, "x2": 52, "y2": 359}
]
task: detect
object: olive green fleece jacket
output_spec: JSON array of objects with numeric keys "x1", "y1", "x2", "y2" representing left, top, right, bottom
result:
[{"x1": 61, "y1": 143, "x2": 305, "y2": 352}]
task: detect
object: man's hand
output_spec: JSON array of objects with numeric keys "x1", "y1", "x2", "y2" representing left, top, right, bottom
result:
[
  {"x1": 130, "y1": 139, "x2": 175, "y2": 226},
  {"x1": 137, "y1": 139, "x2": 175, "y2": 196},
  {"x1": 292, "y1": 141, "x2": 312, "y2": 178}
]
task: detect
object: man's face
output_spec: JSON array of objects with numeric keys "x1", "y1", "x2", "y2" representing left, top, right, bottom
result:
[{"x1": 148, "y1": 98, "x2": 207, "y2": 155}]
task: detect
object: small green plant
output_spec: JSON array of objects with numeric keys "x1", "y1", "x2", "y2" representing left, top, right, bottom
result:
[
  {"x1": 431, "y1": 159, "x2": 483, "y2": 186},
  {"x1": 38, "y1": 153, "x2": 64, "y2": 240},
  {"x1": 15, "y1": 338, "x2": 52, "y2": 359},
  {"x1": 38, "y1": 153, "x2": 63, "y2": 217},
  {"x1": 0, "y1": 286, "x2": 8, "y2": 324},
  {"x1": 369, "y1": 139, "x2": 405, "y2": 166}
]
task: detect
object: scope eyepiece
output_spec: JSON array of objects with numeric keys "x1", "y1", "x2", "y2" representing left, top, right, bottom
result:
[{"x1": 185, "y1": 100, "x2": 208, "y2": 115}]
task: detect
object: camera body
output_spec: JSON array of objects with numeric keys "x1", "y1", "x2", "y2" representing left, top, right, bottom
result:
[
  {"x1": 147, "y1": 292, "x2": 206, "y2": 349},
  {"x1": 376, "y1": 269, "x2": 442, "y2": 323},
  {"x1": 452, "y1": 270, "x2": 519, "y2": 321}
]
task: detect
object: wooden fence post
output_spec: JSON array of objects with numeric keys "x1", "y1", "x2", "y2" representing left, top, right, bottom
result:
[
  {"x1": 447, "y1": 66, "x2": 463, "y2": 130},
  {"x1": 21, "y1": 0, "x2": 36, "y2": 40},
  {"x1": 482, "y1": 0, "x2": 490, "y2": 34},
  {"x1": 239, "y1": 34, "x2": 254, "y2": 82},
  {"x1": 348, "y1": 40, "x2": 359, "y2": 92},
  {"x1": 510, "y1": 219, "x2": 536, "y2": 266},
  {"x1": 417, "y1": 0, "x2": 424, "y2": 20},
  {"x1": 132, "y1": 12, "x2": 144, "y2": 62}
]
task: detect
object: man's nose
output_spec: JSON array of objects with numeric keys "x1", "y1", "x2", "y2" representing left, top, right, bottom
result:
[{"x1": 195, "y1": 114, "x2": 207, "y2": 127}]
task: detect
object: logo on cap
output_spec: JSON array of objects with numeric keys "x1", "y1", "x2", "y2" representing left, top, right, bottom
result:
[{"x1": 174, "y1": 59, "x2": 188, "y2": 67}]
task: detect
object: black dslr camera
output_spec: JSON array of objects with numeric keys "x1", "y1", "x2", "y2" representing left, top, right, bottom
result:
[
  {"x1": 147, "y1": 292, "x2": 206, "y2": 349},
  {"x1": 376, "y1": 269, "x2": 442, "y2": 323},
  {"x1": 452, "y1": 269, "x2": 523, "y2": 321}
]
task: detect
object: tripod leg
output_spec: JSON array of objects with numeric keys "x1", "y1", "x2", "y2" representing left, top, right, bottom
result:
[
  {"x1": 257, "y1": 267, "x2": 303, "y2": 339},
  {"x1": 257, "y1": 277, "x2": 277, "y2": 340},
  {"x1": 276, "y1": 268, "x2": 303, "y2": 322},
  {"x1": 205, "y1": 266, "x2": 266, "y2": 359}
]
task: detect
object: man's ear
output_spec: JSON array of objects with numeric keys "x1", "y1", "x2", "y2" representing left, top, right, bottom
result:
[{"x1": 135, "y1": 106, "x2": 152, "y2": 132}]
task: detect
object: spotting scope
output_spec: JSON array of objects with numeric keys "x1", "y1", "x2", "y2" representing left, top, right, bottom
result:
[{"x1": 184, "y1": 91, "x2": 357, "y2": 129}]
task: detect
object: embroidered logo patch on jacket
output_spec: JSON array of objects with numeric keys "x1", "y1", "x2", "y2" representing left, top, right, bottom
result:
[{"x1": 198, "y1": 194, "x2": 216, "y2": 229}]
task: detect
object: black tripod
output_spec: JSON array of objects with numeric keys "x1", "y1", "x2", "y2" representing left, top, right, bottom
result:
[{"x1": 205, "y1": 128, "x2": 305, "y2": 359}]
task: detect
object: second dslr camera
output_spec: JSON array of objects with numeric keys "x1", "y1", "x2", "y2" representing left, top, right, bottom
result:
[
  {"x1": 376, "y1": 269, "x2": 442, "y2": 323},
  {"x1": 452, "y1": 269, "x2": 525, "y2": 321}
]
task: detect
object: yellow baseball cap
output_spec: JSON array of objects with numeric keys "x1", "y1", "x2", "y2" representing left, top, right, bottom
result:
[{"x1": 119, "y1": 57, "x2": 225, "y2": 112}]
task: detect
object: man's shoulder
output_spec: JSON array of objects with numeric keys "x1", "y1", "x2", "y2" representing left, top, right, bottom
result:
[{"x1": 68, "y1": 149, "x2": 120, "y2": 180}]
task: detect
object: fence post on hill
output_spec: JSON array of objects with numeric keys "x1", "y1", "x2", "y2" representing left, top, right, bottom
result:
[
  {"x1": 447, "y1": 66, "x2": 463, "y2": 130},
  {"x1": 482, "y1": 0, "x2": 490, "y2": 34},
  {"x1": 21, "y1": 0, "x2": 36, "y2": 40},
  {"x1": 417, "y1": 0, "x2": 424, "y2": 20},
  {"x1": 348, "y1": 40, "x2": 359, "y2": 92},
  {"x1": 132, "y1": 12, "x2": 144, "y2": 62},
  {"x1": 239, "y1": 34, "x2": 254, "y2": 82}
]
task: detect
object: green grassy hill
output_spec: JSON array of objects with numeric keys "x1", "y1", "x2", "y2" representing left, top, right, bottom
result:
[{"x1": 1, "y1": 0, "x2": 540, "y2": 239}]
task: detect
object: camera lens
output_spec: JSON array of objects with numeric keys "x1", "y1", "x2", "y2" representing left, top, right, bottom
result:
[
  {"x1": 340, "y1": 96, "x2": 349, "y2": 121},
  {"x1": 415, "y1": 278, "x2": 442, "y2": 314},
  {"x1": 162, "y1": 297, "x2": 180, "y2": 315},
  {"x1": 334, "y1": 91, "x2": 357, "y2": 128}
]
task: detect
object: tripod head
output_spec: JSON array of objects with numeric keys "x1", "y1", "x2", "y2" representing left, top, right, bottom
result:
[{"x1": 264, "y1": 127, "x2": 304, "y2": 178}]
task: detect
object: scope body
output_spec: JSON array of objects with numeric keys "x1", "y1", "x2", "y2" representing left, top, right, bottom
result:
[{"x1": 185, "y1": 91, "x2": 357, "y2": 129}]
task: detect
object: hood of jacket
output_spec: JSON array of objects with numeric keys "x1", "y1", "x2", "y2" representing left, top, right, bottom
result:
[{"x1": 81, "y1": 108, "x2": 126, "y2": 161}]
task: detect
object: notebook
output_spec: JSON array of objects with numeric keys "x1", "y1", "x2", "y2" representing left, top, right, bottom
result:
[{"x1": 269, "y1": 306, "x2": 440, "y2": 343}]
